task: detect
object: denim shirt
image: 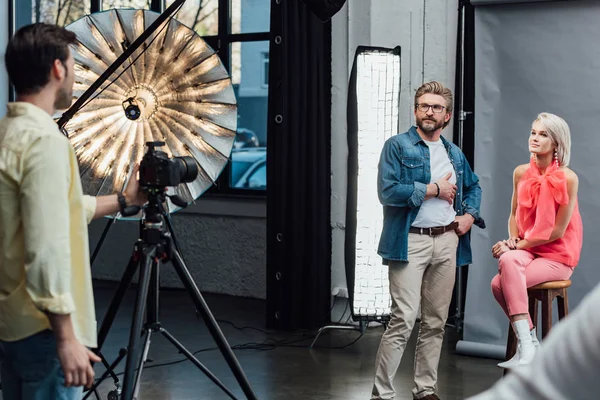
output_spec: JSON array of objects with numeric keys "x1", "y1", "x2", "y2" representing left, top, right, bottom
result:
[{"x1": 377, "y1": 126, "x2": 486, "y2": 267}]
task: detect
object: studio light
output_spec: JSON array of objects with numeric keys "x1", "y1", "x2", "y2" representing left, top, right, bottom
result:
[
  {"x1": 346, "y1": 46, "x2": 401, "y2": 322},
  {"x1": 59, "y1": 8, "x2": 237, "y2": 216},
  {"x1": 310, "y1": 45, "x2": 401, "y2": 348}
]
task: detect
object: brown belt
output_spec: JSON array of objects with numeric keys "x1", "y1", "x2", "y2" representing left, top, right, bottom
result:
[{"x1": 409, "y1": 221, "x2": 458, "y2": 236}]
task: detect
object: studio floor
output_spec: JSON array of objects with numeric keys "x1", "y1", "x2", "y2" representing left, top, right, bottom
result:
[{"x1": 1, "y1": 280, "x2": 503, "y2": 400}]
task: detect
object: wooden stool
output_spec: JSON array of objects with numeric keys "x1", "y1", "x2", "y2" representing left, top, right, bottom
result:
[{"x1": 503, "y1": 280, "x2": 571, "y2": 375}]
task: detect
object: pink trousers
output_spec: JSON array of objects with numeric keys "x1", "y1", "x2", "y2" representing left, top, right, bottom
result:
[{"x1": 491, "y1": 250, "x2": 574, "y2": 329}]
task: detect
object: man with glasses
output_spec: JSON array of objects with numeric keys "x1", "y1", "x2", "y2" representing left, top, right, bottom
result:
[{"x1": 371, "y1": 81, "x2": 485, "y2": 400}]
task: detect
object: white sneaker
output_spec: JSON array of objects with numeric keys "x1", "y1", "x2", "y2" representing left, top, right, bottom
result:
[{"x1": 498, "y1": 321, "x2": 537, "y2": 369}]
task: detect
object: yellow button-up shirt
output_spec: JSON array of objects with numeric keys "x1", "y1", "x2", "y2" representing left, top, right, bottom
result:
[{"x1": 0, "y1": 102, "x2": 97, "y2": 348}]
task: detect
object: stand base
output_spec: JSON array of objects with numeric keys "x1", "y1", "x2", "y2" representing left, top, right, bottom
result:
[{"x1": 309, "y1": 320, "x2": 368, "y2": 349}]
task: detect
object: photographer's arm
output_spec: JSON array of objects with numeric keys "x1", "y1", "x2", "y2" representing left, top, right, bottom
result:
[
  {"x1": 89, "y1": 194, "x2": 119, "y2": 221},
  {"x1": 85, "y1": 164, "x2": 146, "y2": 221}
]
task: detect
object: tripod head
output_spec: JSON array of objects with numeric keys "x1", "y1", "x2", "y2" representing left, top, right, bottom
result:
[{"x1": 138, "y1": 187, "x2": 177, "y2": 261}]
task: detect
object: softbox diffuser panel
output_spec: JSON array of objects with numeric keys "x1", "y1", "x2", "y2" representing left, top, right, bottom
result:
[{"x1": 346, "y1": 46, "x2": 401, "y2": 321}]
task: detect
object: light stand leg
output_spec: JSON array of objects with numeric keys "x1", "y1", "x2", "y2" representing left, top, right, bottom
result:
[
  {"x1": 446, "y1": 266, "x2": 466, "y2": 333},
  {"x1": 97, "y1": 245, "x2": 141, "y2": 350},
  {"x1": 170, "y1": 249, "x2": 259, "y2": 400},
  {"x1": 90, "y1": 217, "x2": 117, "y2": 267},
  {"x1": 456, "y1": 266, "x2": 464, "y2": 333},
  {"x1": 309, "y1": 319, "x2": 368, "y2": 349},
  {"x1": 82, "y1": 349, "x2": 127, "y2": 400},
  {"x1": 121, "y1": 247, "x2": 155, "y2": 400}
]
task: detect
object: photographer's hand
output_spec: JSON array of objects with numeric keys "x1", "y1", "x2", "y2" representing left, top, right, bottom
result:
[
  {"x1": 124, "y1": 164, "x2": 147, "y2": 206},
  {"x1": 89, "y1": 164, "x2": 147, "y2": 220}
]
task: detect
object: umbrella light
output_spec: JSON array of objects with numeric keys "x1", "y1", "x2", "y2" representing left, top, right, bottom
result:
[{"x1": 59, "y1": 8, "x2": 237, "y2": 215}]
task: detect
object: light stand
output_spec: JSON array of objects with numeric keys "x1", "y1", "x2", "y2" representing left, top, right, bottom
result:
[
  {"x1": 311, "y1": 47, "x2": 399, "y2": 347},
  {"x1": 446, "y1": 0, "x2": 473, "y2": 335}
]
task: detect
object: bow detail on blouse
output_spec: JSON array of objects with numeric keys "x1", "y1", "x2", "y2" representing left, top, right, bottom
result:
[{"x1": 517, "y1": 158, "x2": 568, "y2": 241}]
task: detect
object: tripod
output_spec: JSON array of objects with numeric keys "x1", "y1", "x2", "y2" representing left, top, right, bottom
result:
[{"x1": 88, "y1": 191, "x2": 259, "y2": 400}]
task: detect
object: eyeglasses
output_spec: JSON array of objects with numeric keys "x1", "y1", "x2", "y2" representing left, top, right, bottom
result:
[{"x1": 416, "y1": 103, "x2": 446, "y2": 113}]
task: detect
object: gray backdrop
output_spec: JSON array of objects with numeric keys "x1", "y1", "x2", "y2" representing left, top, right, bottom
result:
[
  {"x1": 457, "y1": 0, "x2": 600, "y2": 358},
  {"x1": 471, "y1": 0, "x2": 566, "y2": 4}
]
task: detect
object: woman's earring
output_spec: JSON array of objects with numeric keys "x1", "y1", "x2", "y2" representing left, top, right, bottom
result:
[{"x1": 554, "y1": 148, "x2": 559, "y2": 167}]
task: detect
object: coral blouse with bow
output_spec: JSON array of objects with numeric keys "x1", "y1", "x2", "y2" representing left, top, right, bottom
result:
[{"x1": 516, "y1": 158, "x2": 583, "y2": 267}]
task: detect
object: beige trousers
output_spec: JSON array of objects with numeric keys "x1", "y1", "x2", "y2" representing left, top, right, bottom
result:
[{"x1": 371, "y1": 230, "x2": 459, "y2": 400}]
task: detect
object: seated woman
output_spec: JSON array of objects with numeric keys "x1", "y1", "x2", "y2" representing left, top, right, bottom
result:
[{"x1": 491, "y1": 112, "x2": 583, "y2": 369}]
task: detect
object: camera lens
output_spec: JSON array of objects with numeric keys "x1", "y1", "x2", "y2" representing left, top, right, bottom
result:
[{"x1": 174, "y1": 156, "x2": 198, "y2": 183}]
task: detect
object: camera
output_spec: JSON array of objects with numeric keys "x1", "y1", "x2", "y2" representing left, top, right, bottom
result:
[{"x1": 139, "y1": 141, "x2": 198, "y2": 188}]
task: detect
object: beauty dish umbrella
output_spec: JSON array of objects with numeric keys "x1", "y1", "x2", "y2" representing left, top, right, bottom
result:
[{"x1": 59, "y1": 8, "x2": 237, "y2": 216}]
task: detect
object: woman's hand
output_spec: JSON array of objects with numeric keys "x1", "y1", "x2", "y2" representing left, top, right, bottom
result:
[
  {"x1": 505, "y1": 236, "x2": 521, "y2": 250},
  {"x1": 491, "y1": 241, "x2": 511, "y2": 259}
]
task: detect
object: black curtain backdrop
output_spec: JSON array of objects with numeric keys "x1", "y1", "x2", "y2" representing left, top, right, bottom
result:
[{"x1": 266, "y1": 0, "x2": 332, "y2": 330}]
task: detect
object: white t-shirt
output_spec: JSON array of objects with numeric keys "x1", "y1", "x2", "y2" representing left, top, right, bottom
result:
[{"x1": 412, "y1": 139, "x2": 456, "y2": 228}]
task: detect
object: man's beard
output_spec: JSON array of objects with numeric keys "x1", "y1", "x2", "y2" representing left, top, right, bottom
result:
[
  {"x1": 417, "y1": 117, "x2": 444, "y2": 133},
  {"x1": 54, "y1": 86, "x2": 72, "y2": 110}
]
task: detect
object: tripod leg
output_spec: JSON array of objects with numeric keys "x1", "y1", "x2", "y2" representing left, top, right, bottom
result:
[
  {"x1": 132, "y1": 329, "x2": 152, "y2": 400},
  {"x1": 170, "y1": 249, "x2": 259, "y2": 400},
  {"x1": 160, "y1": 328, "x2": 239, "y2": 400},
  {"x1": 121, "y1": 248, "x2": 155, "y2": 400},
  {"x1": 97, "y1": 245, "x2": 141, "y2": 350}
]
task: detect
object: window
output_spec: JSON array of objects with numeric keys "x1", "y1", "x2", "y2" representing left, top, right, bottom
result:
[
  {"x1": 102, "y1": 0, "x2": 150, "y2": 10},
  {"x1": 27, "y1": 1, "x2": 91, "y2": 26},
  {"x1": 166, "y1": 0, "x2": 218, "y2": 36},
  {"x1": 11, "y1": 0, "x2": 272, "y2": 195},
  {"x1": 231, "y1": 0, "x2": 270, "y2": 34},
  {"x1": 166, "y1": 0, "x2": 271, "y2": 194}
]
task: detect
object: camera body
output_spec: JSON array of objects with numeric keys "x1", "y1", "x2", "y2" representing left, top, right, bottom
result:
[{"x1": 139, "y1": 141, "x2": 198, "y2": 188}]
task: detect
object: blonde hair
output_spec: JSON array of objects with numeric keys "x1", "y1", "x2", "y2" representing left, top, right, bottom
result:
[
  {"x1": 414, "y1": 81, "x2": 453, "y2": 128},
  {"x1": 533, "y1": 112, "x2": 571, "y2": 167}
]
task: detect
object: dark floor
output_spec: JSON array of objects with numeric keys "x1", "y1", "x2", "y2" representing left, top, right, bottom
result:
[{"x1": 2, "y1": 280, "x2": 503, "y2": 400}]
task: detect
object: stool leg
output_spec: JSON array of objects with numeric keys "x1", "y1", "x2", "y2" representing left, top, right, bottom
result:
[
  {"x1": 529, "y1": 295, "x2": 538, "y2": 330},
  {"x1": 541, "y1": 290, "x2": 552, "y2": 339},
  {"x1": 557, "y1": 289, "x2": 569, "y2": 320},
  {"x1": 505, "y1": 323, "x2": 517, "y2": 359},
  {"x1": 503, "y1": 323, "x2": 517, "y2": 376}
]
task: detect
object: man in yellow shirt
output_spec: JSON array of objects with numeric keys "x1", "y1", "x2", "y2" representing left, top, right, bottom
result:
[{"x1": 0, "y1": 23, "x2": 146, "y2": 399}]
